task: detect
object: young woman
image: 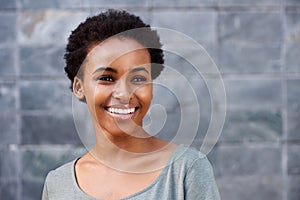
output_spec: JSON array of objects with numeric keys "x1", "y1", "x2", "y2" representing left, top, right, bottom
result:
[{"x1": 42, "y1": 9, "x2": 220, "y2": 200}]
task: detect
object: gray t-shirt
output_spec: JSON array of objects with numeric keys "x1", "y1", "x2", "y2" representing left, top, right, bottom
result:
[{"x1": 42, "y1": 145, "x2": 220, "y2": 200}]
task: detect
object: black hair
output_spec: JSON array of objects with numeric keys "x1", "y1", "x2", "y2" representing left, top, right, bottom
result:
[{"x1": 64, "y1": 9, "x2": 164, "y2": 91}]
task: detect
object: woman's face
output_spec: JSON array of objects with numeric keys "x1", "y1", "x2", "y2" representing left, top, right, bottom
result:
[{"x1": 78, "y1": 38, "x2": 152, "y2": 137}]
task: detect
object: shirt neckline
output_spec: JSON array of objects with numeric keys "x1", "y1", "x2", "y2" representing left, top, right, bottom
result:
[{"x1": 70, "y1": 144, "x2": 185, "y2": 200}]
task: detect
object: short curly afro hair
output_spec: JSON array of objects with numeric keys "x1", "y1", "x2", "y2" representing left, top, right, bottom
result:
[{"x1": 64, "y1": 9, "x2": 164, "y2": 91}]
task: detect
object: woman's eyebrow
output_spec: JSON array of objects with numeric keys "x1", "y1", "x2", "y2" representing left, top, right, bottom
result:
[
  {"x1": 93, "y1": 67, "x2": 117, "y2": 74},
  {"x1": 130, "y1": 67, "x2": 149, "y2": 74}
]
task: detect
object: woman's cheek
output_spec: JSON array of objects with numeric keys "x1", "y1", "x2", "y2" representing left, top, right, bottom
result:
[
  {"x1": 137, "y1": 85, "x2": 153, "y2": 111},
  {"x1": 94, "y1": 85, "x2": 112, "y2": 101}
]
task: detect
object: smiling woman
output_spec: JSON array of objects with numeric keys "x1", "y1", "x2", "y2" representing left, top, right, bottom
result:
[{"x1": 42, "y1": 9, "x2": 220, "y2": 200}]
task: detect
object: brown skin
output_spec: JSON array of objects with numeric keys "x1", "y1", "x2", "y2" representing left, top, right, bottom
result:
[{"x1": 73, "y1": 38, "x2": 176, "y2": 199}]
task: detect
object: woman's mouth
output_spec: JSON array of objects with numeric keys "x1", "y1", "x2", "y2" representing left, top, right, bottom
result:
[
  {"x1": 107, "y1": 107, "x2": 135, "y2": 115},
  {"x1": 104, "y1": 106, "x2": 139, "y2": 120}
]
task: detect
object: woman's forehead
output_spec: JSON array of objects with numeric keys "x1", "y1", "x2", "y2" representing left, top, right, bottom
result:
[
  {"x1": 87, "y1": 38, "x2": 148, "y2": 61},
  {"x1": 83, "y1": 38, "x2": 151, "y2": 73}
]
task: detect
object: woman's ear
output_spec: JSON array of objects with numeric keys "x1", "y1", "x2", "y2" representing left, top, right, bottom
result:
[{"x1": 73, "y1": 76, "x2": 85, "y2": 101}]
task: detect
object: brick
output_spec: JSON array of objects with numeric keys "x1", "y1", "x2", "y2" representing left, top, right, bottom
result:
[
  {"x1": 0, "y1": 180, "x2": 19, "y2": 200},
  {"x1": 0, "y1": 82, "x2": 17, "y2": 112},
  {"x1": 154, "y1": 59, "x2": 216, "y2": 111},
  {"x1": 152, "y1": 11, "x2": 217, "y2": 44},
  {"x1": 151, "y1": 75, "x2": 214, "y2": 144},
  {"x1": 210, "y1": 146, "x2": 281, "y2": 176},
  {"x1": 219, "y1": 0, "x2": 281, "y2": 6},
  {"x1": 219, "y1": 12, "x2": 282, "y2": 43},
  {"x1": 152, "y1": 0, "x2": 217, "y2": 7},
  {"x1": 286, "y1": 42, "x2": 300, "y2": 73},
  {"x1": 287, "y1": 80, "x2": 300, "y2": 140},
  {"x1": 162, "y1": 44, "x2": 218, "y2": 77},
  {"x1": 20, "y1": 45, "x2": 65, "y2": 76},
  {"x1": 0, "y1": 0, "x2": 17, "y2": 9},
  {"x1": 217, "y1": 176, "x2": 282, "y2": 200},
  {"x1": 19, "y1": 10, "x2": 89, "y2": 45},
  {"x1": 0, "y1": 114, "x2": 19, "y2": 144},
  {"x1": 19, "y1": 0, "x2": 89, "y2": 9},
  {"x1": 286, "y1": 0, "x2": 300, "y2": 5},
  {"x1": 285, "y1": 13, "x2": 300, "y2": 74},
  {"x1": 21, "y1": 113, "x2": 80, "y2": 144},
  {"x1": 220, "y1": 110, "x2": 282, "y2": 142},
  {"x1": 192, "y1": 113, "x2": 211, "y2": 147},
  {"x1": 0, "y1": 45, "x2": 16, "y2": 76},
  {"x1": 288, "y1": 176, "x2": 300, "y2": 200},
  {"x1": 189, "y1": 78, "x2": 211, "y2": 112},
  {"x1": 88, "y1": 0, "x2": 149, "y2": 8},
  {"x1": 220, "y1": 42, "x2": 281, "y2": 73},
  {"x1": 224, "y1": 79, "x2": 282, "y2": 109},
  {"x1": 147, "y1": 80, "x2": 211, "y2": 145},
  {"x1": 0, "y1": 148, "x2": 20, "y2": 179},
  {"x1": 22, "y1": 179, "x2": 44, "y2": 200},
  {"x1": 153, "y1": 70, "x2": 223, "y2": 137},
  {"x1": 286, "y1": 12, "x2": 300, "y2": 42},
  {"x1": 0, "y1": 13, "x2": 16, "y2": 43},
  {"x1": 288, "y1": 145, "x2": 300, "y2": 175},
  {"x1": 20, "y1": 80, "x2": 72, "y2": 111}
]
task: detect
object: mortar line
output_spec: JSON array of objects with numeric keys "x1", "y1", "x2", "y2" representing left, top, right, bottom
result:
[
  {"x1": 280, "y1": 0, "x2": 288, "y2": 199},
  {"x1": 15, "y1": 0, "x2": 22, "y2": 199}
]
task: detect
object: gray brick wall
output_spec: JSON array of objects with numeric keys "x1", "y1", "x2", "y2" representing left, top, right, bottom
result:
[{"x1": 0, "y1": 0, "x2": 299, "y2": 199}]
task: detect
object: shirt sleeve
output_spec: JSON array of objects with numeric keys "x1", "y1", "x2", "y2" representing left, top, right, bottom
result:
[
  {"x1": 184, "y1": 156, "x2": 220, "y2": 200},
  {"x1": 42, "y1": 179, "x2": 49, "y2": 200}
]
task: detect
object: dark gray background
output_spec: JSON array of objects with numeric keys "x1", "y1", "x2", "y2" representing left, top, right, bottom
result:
[{"x1": 0, "y1": 0, "x2": 299, "y2": 199}]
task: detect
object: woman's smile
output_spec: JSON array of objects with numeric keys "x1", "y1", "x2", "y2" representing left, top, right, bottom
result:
[{"x1": 104, "y1": 104, "x2": 139, "y2": 120}]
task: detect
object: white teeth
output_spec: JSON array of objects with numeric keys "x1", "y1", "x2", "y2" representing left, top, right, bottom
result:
[{"x1": 107, "y1": 107, "x2": 135, "y2": 114}]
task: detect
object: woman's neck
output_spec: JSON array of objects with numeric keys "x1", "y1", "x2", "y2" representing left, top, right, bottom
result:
[{"x1": 88, "y1": 123, "x2": 176, "y2": 173}]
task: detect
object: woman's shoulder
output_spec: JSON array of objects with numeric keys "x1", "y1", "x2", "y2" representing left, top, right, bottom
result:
[
  {"x1": 45, "y1": 159, "x2": 78, "y2": 184},
  {"x1": 172, "y1": 144, "x2": 207, "y2": 164},
  {"x1": 166, "y1": 144, "x2": 214, "y2": 176},
  {"x1": 173, "y1": 146, "x2": 220, "y2": 199}
]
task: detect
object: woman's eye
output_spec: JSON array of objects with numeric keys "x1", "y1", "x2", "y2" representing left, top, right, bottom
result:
[
  {"x1": 131, "y1": 76, "x2": 147, "y2": 82},
  {"x1": 98, "y1": 76, "x2": 114, "y2": 82}
]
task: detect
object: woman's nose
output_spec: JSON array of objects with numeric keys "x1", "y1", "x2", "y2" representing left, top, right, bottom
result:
[{"x1": 112, "y1": 79, "x2": 132, "y2": 103}]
